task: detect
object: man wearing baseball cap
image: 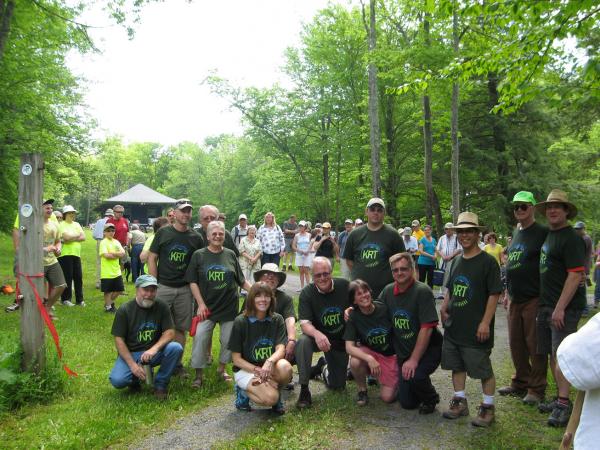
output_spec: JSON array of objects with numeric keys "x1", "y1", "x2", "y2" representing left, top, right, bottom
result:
[
  {"x1": 343, "y1": 198, "x2": 405, "y2": 298},
  {"x1": 499, "y1": 191, "x2": 549, "y2": 407},
  {"x1": 231, "y1": 214, "x2": 249, "y2": 249},
  {"x1": 109, "y1": 274, "x2": 183, "y2": 400},
  {"x1": 534, "y1": 189, "x2": 587, "y2": 426}
]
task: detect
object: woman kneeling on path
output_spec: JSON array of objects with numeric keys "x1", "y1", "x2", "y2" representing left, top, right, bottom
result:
[
  {"x1": 228, "y1": 282, "x2": 293, "y2": 414},
  {"x1": 344, "y1": 279, "x2": 398, "y2": 406}
]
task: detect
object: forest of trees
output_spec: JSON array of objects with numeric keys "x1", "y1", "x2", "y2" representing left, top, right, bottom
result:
[{"x1": 1, "y1": 0, "x2": 598, "y2": 237}]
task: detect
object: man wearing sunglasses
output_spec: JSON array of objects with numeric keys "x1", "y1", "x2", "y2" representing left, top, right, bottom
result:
[
  {"x1": 499, "y1": 191, "x2": 549, "y2": 408},
  {"x1": 343, "y1": 198, "x2": 405, "y2": 298}
]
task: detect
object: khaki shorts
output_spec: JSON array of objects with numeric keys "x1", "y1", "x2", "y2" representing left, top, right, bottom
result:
[
  {"x1": 44, "y1": 262, "x2": 66, "y2": 288},
  {"x1": 157, "y1": 284, "x2": 193, "y2": 332},
  {"x1": 441, "y1": 337, "x2": 494, "y2": 380}
]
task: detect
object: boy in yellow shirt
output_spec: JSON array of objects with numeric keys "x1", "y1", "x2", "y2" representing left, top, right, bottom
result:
[{"x1": 99, "y1": 223, "x2": 126, "y2": 313}]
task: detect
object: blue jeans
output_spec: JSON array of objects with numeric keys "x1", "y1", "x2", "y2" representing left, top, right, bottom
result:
[
  {"x1": 130, "y1": 243, "x2": 145, "y2": 283},
  {"x1": 109, "y1": 341, "x2": 183, "y2": 390},
  {"x1": 594, "y1": 268, "x2": 600, "y2": 303}
]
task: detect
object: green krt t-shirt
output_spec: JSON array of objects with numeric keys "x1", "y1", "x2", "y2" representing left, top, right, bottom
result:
[
  {"x1": 379, "y1": 281, "x2": 440, "y2": 360},
  {"x1": 506, "y1": 222, "x2": 548, "y2": 302},
  {"x1": 444, "y1": 252, "x2": 503, "y2": 349},
  {"x1": 150, "y1": 226, "x2": 204, "y2": 287},
  {"x1": 111, "y1": 299, "x2": 174, "y2": 353},
  {"x1": 298, "y1": 278, "x2": 350, "y2": 350},
  {"x1": 342, "y1": 224, "x2": 405, "y2": 297},
  {"x1": 343, "y1": 302, "x2": 395, "y2": 356},
  {"x1": 228, "y1": 313, "x2": 287, "y2": 368},
  {"x1": 184, "y1": 247, "x2": 245, "y2": 322},
  {"x1": 539, "y1": 226, "x2": 587, "y2": 310}
]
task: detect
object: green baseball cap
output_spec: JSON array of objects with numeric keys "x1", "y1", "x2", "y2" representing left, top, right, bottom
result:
[{"x1": 512, "y1": 191, "x2": 536, "y2": 205}]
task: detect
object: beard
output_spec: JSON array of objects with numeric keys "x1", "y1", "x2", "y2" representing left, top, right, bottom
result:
[{"x1": 139, "y1": 299, "x2": 154, "y2": 309}]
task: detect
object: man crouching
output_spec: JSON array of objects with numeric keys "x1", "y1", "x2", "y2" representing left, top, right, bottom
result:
[{"x1": 109, "y1": 275, "x2": 183, "y2": 400}]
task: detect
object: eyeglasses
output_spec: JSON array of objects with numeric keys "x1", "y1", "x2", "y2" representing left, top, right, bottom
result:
[
  {"x1": 513, "y1": 204, "x2": 530, "y2": 212},
  {"x1": 313, "y1": 272, "x2": 331, "y2": 279},
  {"x1": 392, "y1": 266, "x2": 411, "y2": 273}
]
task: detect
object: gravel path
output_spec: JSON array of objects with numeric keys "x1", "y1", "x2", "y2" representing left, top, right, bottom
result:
[{"x1": 130, "y1": 272, "x2": 512, "y2": 450}]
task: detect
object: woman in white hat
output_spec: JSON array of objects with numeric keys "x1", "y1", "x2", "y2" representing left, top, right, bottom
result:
[{"x1": 58, "y1": 205, "x2": 86, "y2": 306}]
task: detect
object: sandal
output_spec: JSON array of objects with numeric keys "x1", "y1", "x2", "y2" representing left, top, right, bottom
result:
[
  {"x1": 191, "y1": 378, "x2": 203, "y2": 389},
  {"x1": 218, "y1": 371, "x2": 233, "y2": 382}
]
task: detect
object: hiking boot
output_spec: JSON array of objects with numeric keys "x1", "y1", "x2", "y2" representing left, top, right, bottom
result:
[
  {"x1": 296, "y1": 388, "x2": 312, "y2": 409},
  {"x1": 310, "y1": 356, "x2": 327, "y2": 380},
  {"x1": 61, "y1": 300, "x2": 75, "y2": 307},
  {"x1": 234, "y1": 385, "x2": 252, "y2": 412},
  {"x1": 442, "y1": 397, "x2": 469, "y2": 419},
  {"x1": 522, "y1": 393, "x2": 543, "y2": 406},
  {"x1": 174, "y1": 365, "x2": 190, "y2": 379},
  {"x1": 498, "y1": 385, "x2": 526, "y2": 397},
  {"x1": 471, "y1": 403, "x2": 495, "y2": 427},
  {"x1": 5, "y1": 302, "x2": 20, "y2": 312},
  {"x1": 419, "y1": 395, "x2": 440, "y2": 415},
  {"x1": 538, "y1": 397, "x2": 558, "y2": 413},
  {"x1": 153, "y1": 388, "x2": 168, "y2": 401},
  {"x1": 356, "y1": 390, "x2": 368, "y2": 406},
  {"x1": 547, "y1": 401, "x2": 572, "y2": 427}
]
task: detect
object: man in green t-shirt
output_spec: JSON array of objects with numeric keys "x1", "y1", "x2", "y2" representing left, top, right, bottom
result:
[
  {"x1": 534, "y1": 189, "x2": 586, "y2": 427},
  {"x1": 295, "y1": 257, "x2": 351, "y2": 408},
  {"x1": 499, "y1": 191, "x2": 549, "y2": 405},
  {"x1": 440, "y1": 212, "x2": 502, "y2": 428},
  {"x1": 379, "y1": 253, "x2": 442, "y2": 414},
  {"x1": 343, "y1": 197, "x2": 405, "y2": 297},
  {"x1": 109, "y1": 275, "x2": 183, "y2": 400}
]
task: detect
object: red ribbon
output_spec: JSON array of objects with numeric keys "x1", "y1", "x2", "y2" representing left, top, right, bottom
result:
[{"x1": 18, "y1": 272, "x2": 77, "y2": 377}]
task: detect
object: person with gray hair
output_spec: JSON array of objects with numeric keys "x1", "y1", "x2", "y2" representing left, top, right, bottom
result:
[{"x1": 185, "y1": 220, "x2": 252, "y2": 388}]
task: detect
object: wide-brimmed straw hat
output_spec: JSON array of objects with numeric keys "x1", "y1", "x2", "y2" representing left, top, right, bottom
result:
[
  {"x1": 534, "y1": 189, "x2": 577, "y2": 220},
  {"x1": 451, "y1": 212, "x2": 485, "y2": 230},
  {"x1": 253, "y1": 263, "x2": 286, "y2": 287}
]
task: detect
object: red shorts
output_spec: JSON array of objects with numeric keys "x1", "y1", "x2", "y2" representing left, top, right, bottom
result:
[{"x1": 361, "y1": 346, "x2": 399, "y2": 388}]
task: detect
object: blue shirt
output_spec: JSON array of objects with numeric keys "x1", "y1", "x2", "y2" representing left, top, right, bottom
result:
[{"x1": 418, "y1": 237, "x2": 437, "y2": 266}]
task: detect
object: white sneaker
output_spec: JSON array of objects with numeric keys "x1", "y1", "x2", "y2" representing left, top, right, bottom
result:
[
  {"x1": 62, "y1": 300, "x2": 75, "y2": 307},
  {"x1": 77, "y1": 301, "x2": 86, "y2": 307}
]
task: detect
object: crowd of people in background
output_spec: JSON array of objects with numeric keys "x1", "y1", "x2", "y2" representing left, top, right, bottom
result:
[{"x1": 6, "y1": 189, "x2": 600, "y2": 444}]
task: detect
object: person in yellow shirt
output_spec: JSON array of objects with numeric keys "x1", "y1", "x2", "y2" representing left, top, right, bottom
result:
[
  {"x1": 58, "y1": 205, "x2": 86, "y2": 306},
  {"x1": 483, "y1": 233, "x2": 504, "y2": 266},
  {"x1": 99, "y1": 223, "x2": 126, "y2": 313}
]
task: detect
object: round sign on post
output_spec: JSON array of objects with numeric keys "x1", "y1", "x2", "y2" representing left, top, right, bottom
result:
[
  {"x1": 21, "y1": 203, "x2": 33, "y2": 218},
  {"x1": 21, "y1": 164, "x2": 33, "y2": 176}
]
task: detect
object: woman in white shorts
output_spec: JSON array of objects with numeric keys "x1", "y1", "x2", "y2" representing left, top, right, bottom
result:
[
  {"x1": 292, "y1": 221, "x2": 313, "y2": 291},
  {"x1": 228, "y1": 282, "x2": 292, "y2": 414}
]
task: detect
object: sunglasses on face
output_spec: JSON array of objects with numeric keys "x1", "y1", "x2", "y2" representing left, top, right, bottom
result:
[
  {"x1": 313, "y1": 272, "x2": 331, "y2": 280},
  {"x1": 513, "y1": 204, "x2": 530, "y2": 212},
  {"x1": 368, "y1": 206, "x2": 384, "y2": 212}
]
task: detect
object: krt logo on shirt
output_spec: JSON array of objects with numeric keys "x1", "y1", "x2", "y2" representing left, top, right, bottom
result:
[
  {"x1": 507, "y1": 243, "x2": 525, "y2": 269},
  {"x1": 540, "y1": 244, "x2": 548, "y2": 274},
  {"x1": 450, "y1": 275, "x2": 472, "y2": 307},
  {"x1": 251, "y1": 337, "x2": 274, "y2": 362},
  {"x1": 358, "y1": 243, "x2": 383, "y2": 268},
  {"x1": 393, "y1": 309, "x2": 414, "y2": 339},
  {"x1": 206, "y1": 265, "x2": 231, "y2": 290},
  {"x1": 320, "y1": 306, "x2": 343, "y2": 334},
  {"x1": 366, "y1": 327, "x2": 391, "y2": 350},
  {"x1": 168, "y1": 244, "x2": 190, "y2": 269},
  {"x1": 137, "y1": 322, "x2": 158, "y2": 344}
]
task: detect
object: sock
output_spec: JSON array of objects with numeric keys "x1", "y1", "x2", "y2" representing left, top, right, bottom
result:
[
  {"x1": 483, "y1": 394, "x2": 495, "y2": 405},
  {"x1": 557, "y1": 396, "x2": 570, "y2": 406},
  {"x1": 454, "y1": 391, "x2": 466, "y2": 399}
]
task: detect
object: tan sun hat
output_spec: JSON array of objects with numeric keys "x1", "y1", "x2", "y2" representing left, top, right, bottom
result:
[
  {"x1": 534, "y1": 189, "x2": 577, "y2": 220},
  {"x1": 451, "y1": 212, "x2": 486, "y2": 230},
  {"x1": 253, "y1": 263, "x2": 286, "y2": 287}
]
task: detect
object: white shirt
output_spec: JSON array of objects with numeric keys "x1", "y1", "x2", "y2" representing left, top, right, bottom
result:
[{"x1": 402, "y1": 236, "x2": 418, "y2": 254}]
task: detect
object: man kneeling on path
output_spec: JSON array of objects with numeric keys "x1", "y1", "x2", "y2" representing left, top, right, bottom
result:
[
  {"x1": 295, "y1": 257, "x2": 351, "y2": 408},
  {"x1": 109, "y1": 275, "x2": 183, "y2": 400}
]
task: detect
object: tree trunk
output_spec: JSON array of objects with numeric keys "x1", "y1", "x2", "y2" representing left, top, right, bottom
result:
[
  {"x1": 422, "y1": 6, "x2": 434, "y2": 226},
  {"x1": 0, "y1": 0, "x2": 15, "y2": 65},
  {"x1": 450, "y1": 4, "x2": 460, "y2": 223},
  {"x1": 320, "y1": 114, "x2": 331, "y2": 219},
  {"x1": 366, "y1": 0, "x2": 381, "y2": 197},
  {"x1": 383, "y1": 94, "x2": 398, "y2": 222}
]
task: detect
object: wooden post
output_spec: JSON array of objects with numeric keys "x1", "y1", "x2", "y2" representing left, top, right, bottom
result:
[{"x1": 18, "y1": 153, "x2": 45, "y2": 373}]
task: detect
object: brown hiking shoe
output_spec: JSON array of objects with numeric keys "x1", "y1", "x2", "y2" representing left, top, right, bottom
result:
[
  {"x1": 442, "y1": 396, "x2": 469, "y2": 419},
  {"x1": 498, "y1": 385, "x2": 526, "y2": 397},
  {"x1": 471, "y1": 403, "x2": 495, "y2": 427},
  {"x1": 153, "y1": 388, "x2": 168, "y2": 401}
]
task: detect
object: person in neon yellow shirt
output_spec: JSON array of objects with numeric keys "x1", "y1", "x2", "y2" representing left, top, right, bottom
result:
[
  {"x1": 58, "y1": 205, "x2": 86, "y2": 306},
  {"x1": 99, "y1": 223, "x2": 126, "y2": 313}
]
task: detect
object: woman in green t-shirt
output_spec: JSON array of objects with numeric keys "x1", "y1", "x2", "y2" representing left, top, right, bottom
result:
[
  {"x1": 58, "y1": 205, "x2": 86, "y2": 306},
  {"x1": 228, "y1": 282, "x2": 292, "y2": 414}
]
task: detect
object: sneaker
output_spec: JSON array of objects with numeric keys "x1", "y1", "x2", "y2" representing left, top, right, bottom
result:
[
  {"x1": 443, "y1": 396, "x2": 469, "y2": 419},
  {"x1": 61, "y1": 300, "x2": 75, "y2": 307},
  {"x1": 321, "y1": 365, "x2": 330, "y2": 387},
  {"x1": 234, "y1": 385, "x2": 252, "y2": 411},
  {"x1": 281, "y1": 266, "x2": 287, "y2": 272},
  {"x1": 5, "y1": 302, "x2": 20, "y2": 312},
  {"x1": 356, "y1": 390, "x2": 368, "y2": 406},
  {"x1": 271, "y1": 396, "x2": 285, "y2": 415},
  {"x1": 153, "y1": 388, "x2": 168, "y2": 401},
  {"x1": 310, "y1": 356, "x2": 327, "y2": 380},
  {"x1": 419, "y1": 395, "x2": 440, "y2": 415},
  {"x1": 522, "y1": 393, "x2": 542, "y2": 406},
  {"x1": 498, "y1": 385, "x2": 526, "y2": 397},
  {"x1": 538, "y1": 397, "x2": 558, "y2": 413},
  {"x1": 296, "y1": 388, "x2": 312, "y2": 409},
  {"x1": 548, "y1": 401, "x2": 572, "y2": 427},
  {"x1": 104, "y1": 305, "x2": 116, "y2": 313},
  {"x1": 471, "y1": 403, "x2": 495, "y2": 427},
  {"x1": 76, "y1": 301, "x2": 86, "y2": 307}
]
